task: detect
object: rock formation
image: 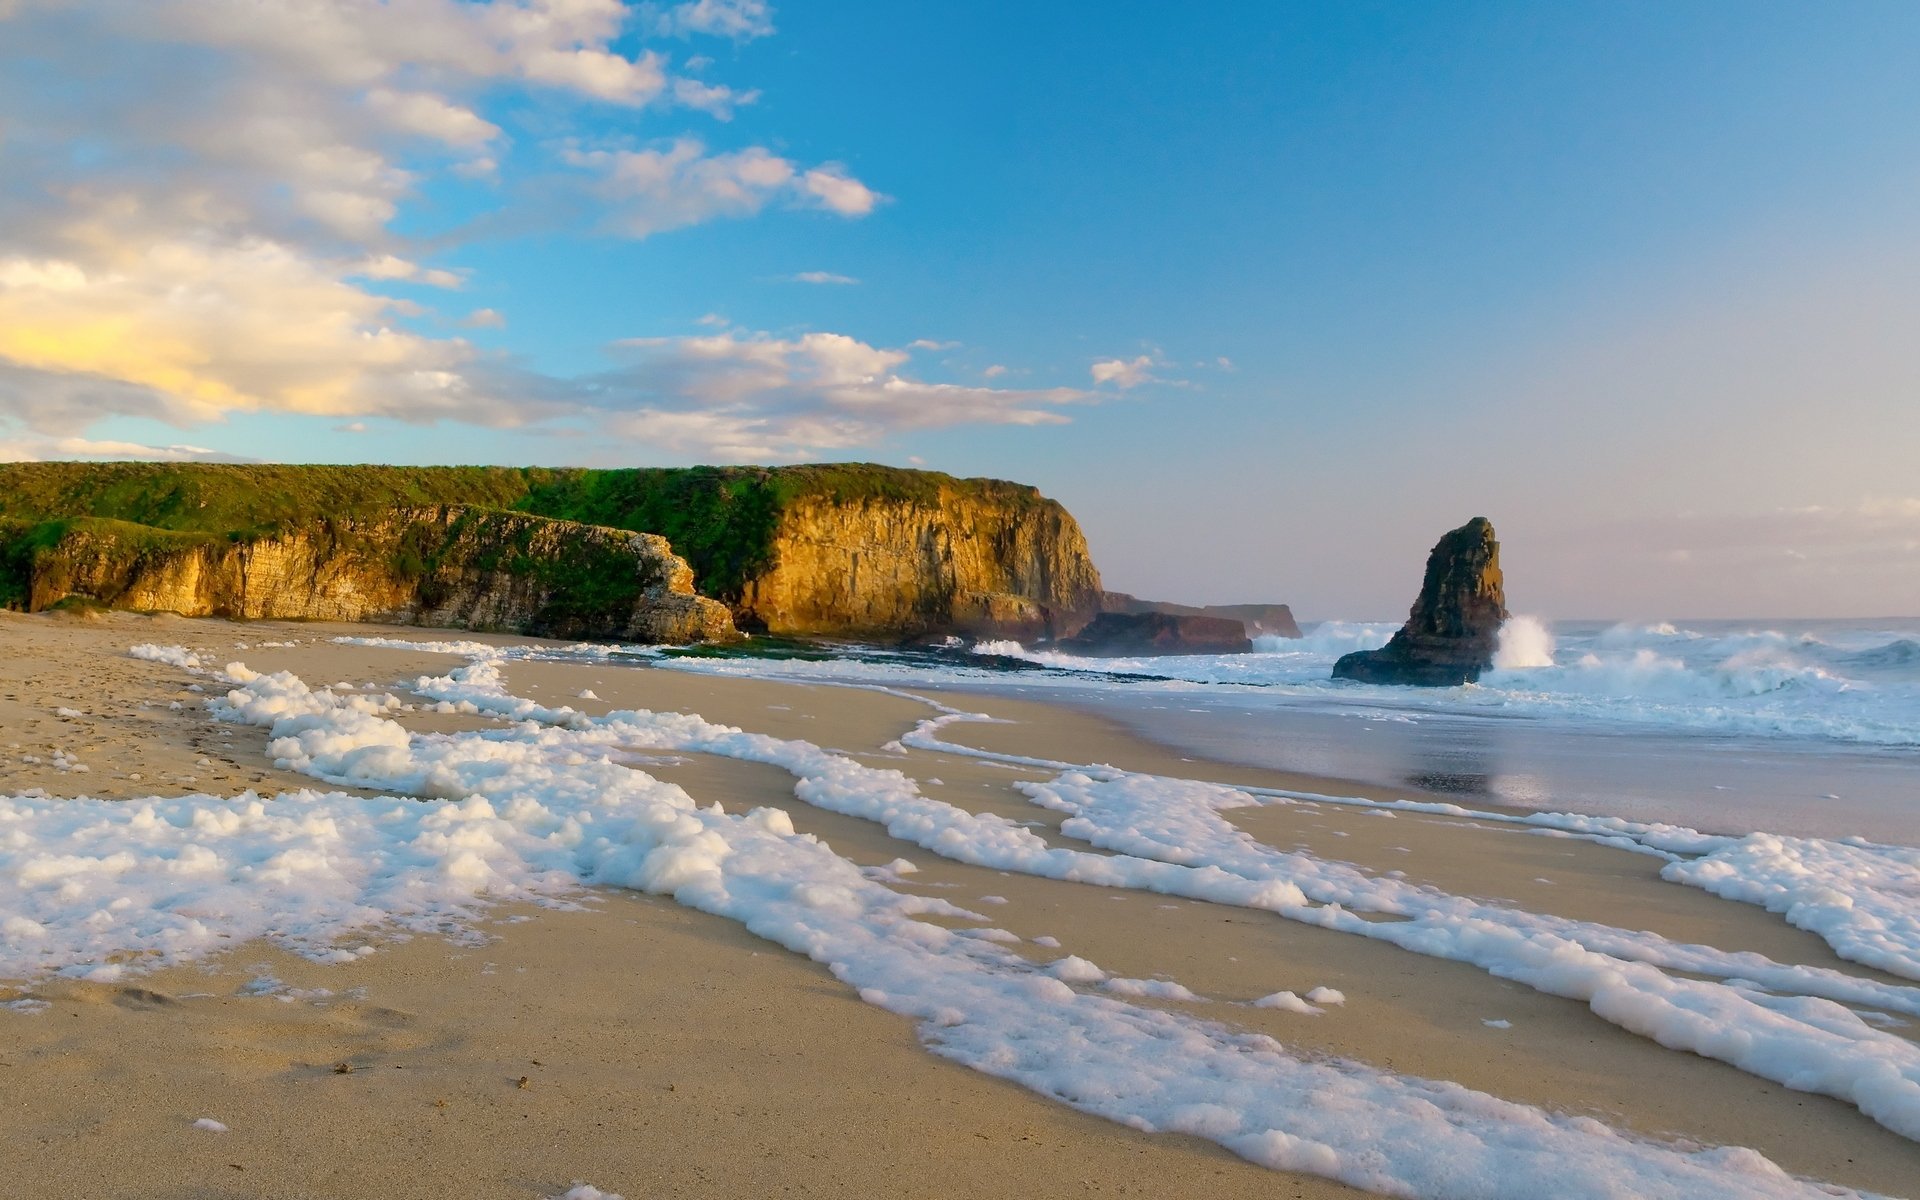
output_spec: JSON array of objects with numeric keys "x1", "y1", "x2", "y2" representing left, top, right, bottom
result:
[
  {"x1": 1099, "y1": 592, "x2": 1302, "y2": 639},
  {"x1": 1054, "y1": 612, "x2": 1254, "y2": 657},
  {"x1": 730, "y1": 489, "x2": 1102, "y2": 639},
  {"x1": 1332, "y1": 517, "x2": 1508, "y2": 686},
  {"x1": 19, "y1": 506, "x2": 737, "y2": 644},
  {"x1": 0, "y1": 462, "x2": 1104, "y2": 640}
]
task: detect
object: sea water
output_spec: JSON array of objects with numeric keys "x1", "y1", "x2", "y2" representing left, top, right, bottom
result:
[{"x1": 650, "y1": 617, "x2": 1920, "y2": 844}]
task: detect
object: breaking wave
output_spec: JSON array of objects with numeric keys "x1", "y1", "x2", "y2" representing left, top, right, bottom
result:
[{"x1": 954, "y1": 619, "x2": 1920, "y2": 747}]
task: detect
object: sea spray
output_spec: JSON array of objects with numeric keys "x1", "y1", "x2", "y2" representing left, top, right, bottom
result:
[{"x1": 1492, "y1": 616, "x2": 1556, "y2": 670}]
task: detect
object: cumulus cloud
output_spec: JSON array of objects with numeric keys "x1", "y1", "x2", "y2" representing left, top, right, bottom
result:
[
  {"x1": 650, "y1": 0, "x2": 776, "y2": 40},
  {"x1": 563, "y1": 140, "x2": 880, "y2": 236},
  {"x1": 587, "y1": 330, "x2": 1096, "y2": 459},
  {"x1": 0, "y1": 0, "x2": 883, "y2": 455},
  {"x1": 784, "y1": 271, "x2": 859, "y2": 285},
  {"x1": 1090, "y1": 355, "x2": 1159, "y2": 388}
]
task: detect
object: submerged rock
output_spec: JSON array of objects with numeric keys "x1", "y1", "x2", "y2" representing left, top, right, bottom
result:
[
  {"x1": 1054, "y1": 611, "x2": 1254, "y2": 657},
  {"x1": 1332, "y1": 517, "x2": 1508, "y2": 686}
]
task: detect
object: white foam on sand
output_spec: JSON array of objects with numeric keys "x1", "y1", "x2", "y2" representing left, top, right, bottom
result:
[{"x1": 0, "y1": 642, "x2": 1907, "y2": 1197}]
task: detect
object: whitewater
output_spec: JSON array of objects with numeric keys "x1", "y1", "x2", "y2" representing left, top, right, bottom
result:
[
  {"x1": 7, "y1": 629, "x2": 1918, "y2": 1196},
  {"x1": 635, "y1": 616, "x2": 1920, "y2": 842}
]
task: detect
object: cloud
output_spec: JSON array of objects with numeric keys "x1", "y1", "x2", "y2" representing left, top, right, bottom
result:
[
  {"x1": 0, "y1": 239, "x2": 502, "y2": 426},
  {"x1": 1090, "y1": 355, "x2": 1158, "y2": 388},
  {"x1": 564, "y1": 140, "x2": 882, "y2": 237},
  {"x1": 0, "y1": 433, "x2": 247, "y2": 463},
  {"x1": 982, "y1": 364, "x2": 1007, "y2": 378},
  {"x1": 0, "y1": 0, "x2": 881, "y2": 451},
  {"x1": 650, "y1": 0, "x2": 776, "y2": 40},
  {"x1": 589, "y1": 330, "x2": 1097, "y2": 459},
  {"x1": 671, "y1": 77, "x2": 759, "y2": 119},
  {"x1": 784, "y1": 271, "x2": 859, "y2": 285},
  {"x1": 354, "y1": 255, "x2": 466, "y2": 289},
  {"x1": 907, "y1": 339, "x2": 959, "y2": 351}
]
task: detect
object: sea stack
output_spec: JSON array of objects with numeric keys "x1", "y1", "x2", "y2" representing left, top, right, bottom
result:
[{"x1": 1332, "y1": 517, "x2": 1508, "y2": 686}]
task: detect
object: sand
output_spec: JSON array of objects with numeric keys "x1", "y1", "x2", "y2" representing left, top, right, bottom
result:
[{"x1": 2, "y1": 610, "x2": 1915, "y2": 1198}]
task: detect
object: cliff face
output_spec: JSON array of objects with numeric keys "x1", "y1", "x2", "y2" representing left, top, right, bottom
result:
[
  {"x1": 24, "y1": 507, "x2": 736, "y2": 644},
  {"x1": 1332, "y1": 517, "x2": 1508, "y2": 686},
  {"x1": 734, "y1": 489, "x2": 1103, "y2": 638},
  {"x1": 0, "y1": 462, "x2": 1106, "y2": 639}
]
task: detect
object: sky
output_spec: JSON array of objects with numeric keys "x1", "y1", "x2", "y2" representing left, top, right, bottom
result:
[{"x1": 2, "y1": 1, "x2": 1919, "y2": 620}]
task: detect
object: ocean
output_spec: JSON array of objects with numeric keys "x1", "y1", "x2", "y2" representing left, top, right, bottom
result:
[{"x1": 649, "y1": 617, "x2": 1920, "y2": 844}]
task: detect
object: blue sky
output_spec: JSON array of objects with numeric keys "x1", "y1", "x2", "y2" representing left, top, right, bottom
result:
[{"x1": 3, "y1": 1, "x2": 1919, "y2": 618}]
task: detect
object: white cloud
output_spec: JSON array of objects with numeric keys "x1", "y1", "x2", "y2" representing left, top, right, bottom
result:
[
  {"x1": 365, "y1": 88, "x2": 502, "y2": 150},
  {"x1": 672, "y1": 77, "x2": 759, "y2": 119},
  {"x1": 650, "y1": 0, "x2": 776, "y2": 40},
  {"x1": 354, "y1": 254, "x2": 465, "y2": 289},
  {"x1": 907, "y1": 339, "x2": 959, "y2": 351},
  {"x1": 565, "y1": 140, "x2": 881, "y2": 236},
  {"x1": 785, "y1": 271, "x2": 859, "y2": 285},
  {"x1": 1090, "y1": 355, "x2": 1158, "y2": 388},
  {"x1": 0, "y1": 238, "x2": 516, "y2": 427},
  {"x1": 798, "y1": 166, "x2": 880, "y2": 217},
  {"x1": 0, "y1": 0, "x2": 877, "y2": 449},
  {"x1": 0, "y1": 433, "x2": 244, "y2": 463},
  {"x1": 591, "y1": 330, "x2": 1097, "y2": 459},
  {"x1": 982, "y1": 364, "x2": 1007, "y2": 378}
]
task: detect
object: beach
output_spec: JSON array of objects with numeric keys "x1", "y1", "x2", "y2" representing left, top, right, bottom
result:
[{"x1": 3, "y1": 611, "x2": 1917, "y2": 1198}]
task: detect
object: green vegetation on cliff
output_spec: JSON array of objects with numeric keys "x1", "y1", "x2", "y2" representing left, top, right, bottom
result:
[{"x1": 0, "y1": 461, "x2": 1060, "y2": 610}]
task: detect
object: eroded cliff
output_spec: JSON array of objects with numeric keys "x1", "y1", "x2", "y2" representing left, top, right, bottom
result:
[
  {"x1": 16, "y1": 507, "x2": 736, "y2": 644},
  {"x1": 0, "y1": 462, "x2": 1105, "y2": 639},
  {"x1": 733, "y1": 489, "x2": 1102, "y2": 637}
]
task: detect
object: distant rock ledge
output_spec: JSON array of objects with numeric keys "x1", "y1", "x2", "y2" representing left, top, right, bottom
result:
[
  {"x1": 1099, "y1": 592, "x2": 1301, "y2": 639},
  {"x1": 1055, "y1": 611, "x2": 1254, "y2": 657},
  {"x1": 1332, "y1": 517, "x2": 1508, "y2": 686}
]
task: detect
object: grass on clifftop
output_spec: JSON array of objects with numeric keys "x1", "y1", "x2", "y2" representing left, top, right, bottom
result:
[{"x1": 0, "y1": 461, "x2": 1049, "y2": 608}]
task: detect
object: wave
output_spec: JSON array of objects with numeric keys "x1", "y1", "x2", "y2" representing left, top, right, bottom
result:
[{"x1": 947, "y1": 618, "x2": 1920, "y2": 747}]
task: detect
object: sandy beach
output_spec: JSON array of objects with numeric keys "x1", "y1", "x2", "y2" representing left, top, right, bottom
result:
[{"x1": 2, "y1": 610, "x2": 1916, "y2": 1199}]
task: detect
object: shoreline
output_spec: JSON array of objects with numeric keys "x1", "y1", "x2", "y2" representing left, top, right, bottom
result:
[{"x1": 3, "y1": 612, "x2": 1916, "y2": 1198}]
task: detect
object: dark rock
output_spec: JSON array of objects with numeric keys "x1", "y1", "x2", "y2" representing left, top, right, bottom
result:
[
  {"x1": 1055, "y1": 611, "x2": 1254, "y2": 657},
  {"x1": 1098, "y1": 592, "x2": 1302, "y2": 639},
  {"x1": 1332, "y1": 517, "x2": 1508, "y2": 686}
]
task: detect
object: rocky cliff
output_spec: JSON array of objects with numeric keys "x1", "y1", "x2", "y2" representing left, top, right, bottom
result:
[
  {"x1": 1331, "y1": 517, "x2": 1508, "y2": 686},
  {"x1": 731, "y1": 489, "x2": 1102, "y2": 638},
  {"x1": 0, "y1": 462, "x2": 1104, "y2": 639},
  {"x1": 16, "y1": 507, "x2": 736, "y2": 644}
]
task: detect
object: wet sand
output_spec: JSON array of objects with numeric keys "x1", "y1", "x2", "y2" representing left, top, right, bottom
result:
[{"x1": 2, "y1": 611, "x2": 1915, "y2": 1198}]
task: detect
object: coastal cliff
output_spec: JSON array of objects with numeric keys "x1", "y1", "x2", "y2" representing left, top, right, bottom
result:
[
  {"x1": 733, "y1": 488, "x2": 1102, "y2": 637},
  {"x1": 445, "y1": 464, "x2": 1102, "y2": 638},
  {"x1": 11, "y1": 506, "x2": 736, "y2": 644},
  {"x1": 0, "y1": 462, "x2": 1103, "y2": 639}
]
